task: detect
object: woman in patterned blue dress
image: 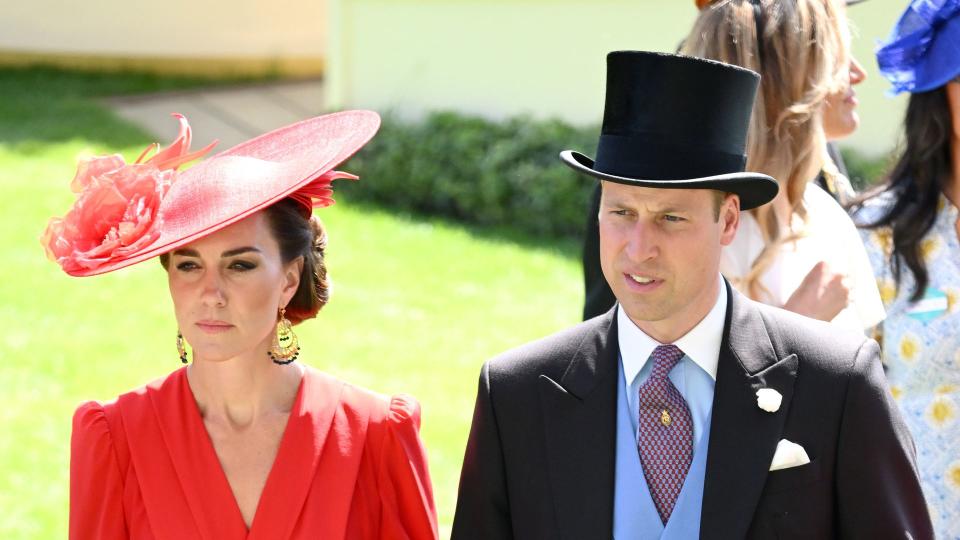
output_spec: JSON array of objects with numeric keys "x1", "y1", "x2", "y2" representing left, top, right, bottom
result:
[{"x1": 852, "y1": 1, "x2": 960, "y2": 536}]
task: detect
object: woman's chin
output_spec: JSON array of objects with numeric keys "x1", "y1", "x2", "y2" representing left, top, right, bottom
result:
[
  {"x1": 189, "y1": 347, "x2": 247, "y2": 364},
  {"x1": 824, "y1": 112, "x2": 859, "y2": 142}
]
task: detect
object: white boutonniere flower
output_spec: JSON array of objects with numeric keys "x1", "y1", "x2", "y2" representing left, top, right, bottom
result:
[{"x1": 756, "y1": 388, "x2": 782, "y2": 413}]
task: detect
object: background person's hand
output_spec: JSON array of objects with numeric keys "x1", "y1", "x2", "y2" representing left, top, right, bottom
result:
[{"x1": 783, "y1": 261, "x2": 851, "y2": 322}]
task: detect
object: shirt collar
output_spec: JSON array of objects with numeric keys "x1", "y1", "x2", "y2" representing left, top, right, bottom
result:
[{"x1": 617, "y1": 274, "x2": 727, "y2": 384}]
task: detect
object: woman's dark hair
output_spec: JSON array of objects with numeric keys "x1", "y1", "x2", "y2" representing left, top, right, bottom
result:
[
  {"x1": 263, "y1": 199, "x2": 330, "y2": 324},
  {"x1": 159, "y1": 198, "x2": 330, "y2": 324},
  {"x1": 856, "y1": 87, "x2": 952, "y2": 302}
]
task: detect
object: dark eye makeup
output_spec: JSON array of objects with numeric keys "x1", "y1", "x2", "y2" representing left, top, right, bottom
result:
[
  {"x1": 173, "y1": 259, "x2": 258, "y2": 272},
  {"x1": 175, "y1": 261, "x2": 199, "y2": 272},
  {"x1": 228, "y1": 260, "x2": 258, "y2": 271}
]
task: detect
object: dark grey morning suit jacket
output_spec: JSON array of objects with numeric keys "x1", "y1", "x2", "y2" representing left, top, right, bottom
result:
[{"x1": 452, "y1": 281, "x2": 933, "y2": 539}]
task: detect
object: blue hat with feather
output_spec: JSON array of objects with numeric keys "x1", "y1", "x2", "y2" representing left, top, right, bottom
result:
[{"x1": 876, "y1": 0, "x2": 960, "y2": 94}]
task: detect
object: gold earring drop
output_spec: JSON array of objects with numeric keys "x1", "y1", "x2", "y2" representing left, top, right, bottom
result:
[
  {"x1": 177, "y1": 331, "x2": 189, "y2": 364},
  {"x1": 268, "y1": 307, "x2": 300, "y2": 365}
]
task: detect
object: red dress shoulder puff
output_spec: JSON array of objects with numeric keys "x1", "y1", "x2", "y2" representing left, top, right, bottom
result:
[{"x1": 69, "y1": 367, "x2": 438, "y2": 540}]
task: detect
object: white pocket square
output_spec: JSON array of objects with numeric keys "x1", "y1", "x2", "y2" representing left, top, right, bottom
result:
[{"x1": 769, "y1": 439, "x2": 810, "y2": 471}]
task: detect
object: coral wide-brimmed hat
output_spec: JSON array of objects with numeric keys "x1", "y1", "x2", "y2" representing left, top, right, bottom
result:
[{"x1": 42, "y1": 110, "x2": 380, "y2": 277}]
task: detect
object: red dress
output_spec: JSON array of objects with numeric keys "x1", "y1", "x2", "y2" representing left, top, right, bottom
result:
[{"x1": 69, "y1": 366, "x2": 438, "y2": 539}]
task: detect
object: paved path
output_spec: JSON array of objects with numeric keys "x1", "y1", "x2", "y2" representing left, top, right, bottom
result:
[{"x1": 105, "y1": 79, "x2": 325, "y2": 150}]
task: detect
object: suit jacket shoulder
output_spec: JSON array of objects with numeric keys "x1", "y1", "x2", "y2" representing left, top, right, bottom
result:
[
  {"x1": 709, "y1": 287, "x2": 932, "y2": 539},
  {"x1": 748, "y1": 298, "x2": 871, "y2": 370},
  {"x1": 453, "y1": 309, "x2": 620, "y2": 540},
  {"x1": 485, "y1": 309, "x2": 615, "y2": 392}
]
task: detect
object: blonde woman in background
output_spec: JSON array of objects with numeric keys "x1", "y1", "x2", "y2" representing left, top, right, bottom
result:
[{"x1": 682, "y1": 0, "x2": 885, "y2": 334}]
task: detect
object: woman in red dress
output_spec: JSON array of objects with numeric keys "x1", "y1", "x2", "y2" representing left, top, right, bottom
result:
[{"x1": 43, "y1": 111, "x2": 438, "y2": 539}]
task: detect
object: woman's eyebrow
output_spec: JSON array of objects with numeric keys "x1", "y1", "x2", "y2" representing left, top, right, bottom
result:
[
  {"x1": 170, "y1": 248, "x2": 199, "y2": 257},
  {"x1": 169, "y1": 247, "x2": 262, "y2": 258},
  {"x1": 221, "y1": 247, "x2": 262, "y2": 258}
]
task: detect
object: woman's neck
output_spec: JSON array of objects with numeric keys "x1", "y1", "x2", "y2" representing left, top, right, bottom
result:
[
  {"x1": 945, "y1": 83, "x2": 960, "y2": 209},
  {"x1": 764, "y1": 142, "x2": 825, "y2": 231},
  {"x1": 946, "y1": 133, "x2": 960, "y2": 209},
  {"x1": 771, "y1": 190, "x2": 792, "y2": 227},
  {"x1": 186, "y1": 343, "x2": 304, "y2": 430},
  {"x1": 755, "y1": 187, "x2": 795, "y2": 238}
]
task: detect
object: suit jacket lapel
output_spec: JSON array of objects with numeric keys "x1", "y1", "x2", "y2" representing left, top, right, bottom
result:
[
  {"x1": 538, "y1": 308, "x2": 619, "y2": 540},
  {"x1": 701, "y1": 283, "x2": 799, "y2": 539}
]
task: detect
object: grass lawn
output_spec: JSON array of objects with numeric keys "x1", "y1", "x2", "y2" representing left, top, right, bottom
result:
[{"x1": 0, "y1": 67, "x2": 583, "y2": 538}]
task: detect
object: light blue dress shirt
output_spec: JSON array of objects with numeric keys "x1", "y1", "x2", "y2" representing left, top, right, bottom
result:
[{"x1": 613, "y1": 276, "x2": 726, "y2": 539}]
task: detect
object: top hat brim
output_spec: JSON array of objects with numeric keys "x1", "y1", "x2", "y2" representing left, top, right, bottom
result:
[
  {"x1": 65, "y1": 110, "x2": 381, "y2": 277},
  {"x1": 561, "y1": 150, "x2": 778, "y2": 211}
]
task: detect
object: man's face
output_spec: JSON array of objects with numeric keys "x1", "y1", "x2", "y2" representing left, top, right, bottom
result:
[{"x1": 598, "y1": 182, "x2": 739, "y2": 342}]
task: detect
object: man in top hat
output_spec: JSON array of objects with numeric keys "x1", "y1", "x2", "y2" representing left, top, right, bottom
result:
[
  {"x1": 581, "y1": 0, "x2": 868, "y2": 322},
  {"x1": 451, "y1": 51, "x2": 931, "y2": 539}
]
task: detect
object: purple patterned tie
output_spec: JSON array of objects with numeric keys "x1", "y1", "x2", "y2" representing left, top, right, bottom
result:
[{"x1": 637, "y1": 344, "x2": 694, "y2": 524}]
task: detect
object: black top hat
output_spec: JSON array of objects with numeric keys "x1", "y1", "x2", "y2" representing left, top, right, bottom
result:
[{"x1": 561, "y1": 51, "x2": 778, "y2": 210}]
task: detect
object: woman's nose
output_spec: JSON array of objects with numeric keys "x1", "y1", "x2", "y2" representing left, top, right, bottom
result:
[
  {"x1": 199, "y1": 271, "x2": 227, "y2": 307},
  {"x1": 849, "y1": 56, "x2": 867, "y2": 86}
]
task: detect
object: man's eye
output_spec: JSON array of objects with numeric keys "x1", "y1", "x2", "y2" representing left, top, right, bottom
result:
[{"x1": 664, "y1": 215, "x2": 685, "y2": 223}]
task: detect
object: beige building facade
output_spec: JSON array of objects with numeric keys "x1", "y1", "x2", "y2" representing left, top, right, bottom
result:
[
  {"x1": 0, "y1": 0, "x2": 326, "y2": 77},
  {"x1": 327, "y1": 0, "x2": 910, "y2": 157}
]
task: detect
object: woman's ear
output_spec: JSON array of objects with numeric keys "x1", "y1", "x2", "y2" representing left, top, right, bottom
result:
[{"x1": 281, "y1": 255, "x2": 305, "y2": 303}]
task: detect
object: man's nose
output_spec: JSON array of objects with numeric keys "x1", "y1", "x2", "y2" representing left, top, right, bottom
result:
[{"x1": 625, "y1": 222, "x2": 658, "y2": 262}]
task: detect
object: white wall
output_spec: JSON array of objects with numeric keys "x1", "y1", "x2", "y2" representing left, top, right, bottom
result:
[
  {"x1": 329, "y1": 0, "x2": 911, "y2": 157},
  {"x1": 1, "y1": 0, "x2": 325, "y2": 59}
]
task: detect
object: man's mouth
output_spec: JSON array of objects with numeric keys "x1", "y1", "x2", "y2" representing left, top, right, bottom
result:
[{"x1": 629, "y1": 274, "x2": 656, "y2": 284}]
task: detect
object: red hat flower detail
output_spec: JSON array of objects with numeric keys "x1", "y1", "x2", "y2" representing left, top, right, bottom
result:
[{"x1": 41, "y1": 114, "x2": 215, "y2": 273}]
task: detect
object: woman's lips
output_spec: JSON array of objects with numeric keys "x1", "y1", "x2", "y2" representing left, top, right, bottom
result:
[{"x1": 195, "y1": 320, "x2": 234, "y2": 334}]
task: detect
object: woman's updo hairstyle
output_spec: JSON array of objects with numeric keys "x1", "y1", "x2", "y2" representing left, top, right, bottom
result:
[{"x1": 264, "y1": 198, "x2": 330, "y2": 325}]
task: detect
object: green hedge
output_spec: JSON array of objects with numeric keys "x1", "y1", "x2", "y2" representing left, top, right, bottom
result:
[
  {"x1": 341, "y1": 111, "x2": 600, "y2": 239},
  {"x1": 342, "y1": 111, "x2": 891, "y2": 238},
  {"x1": 839, "y1": 146, "x2": 893, "y2": 192}
]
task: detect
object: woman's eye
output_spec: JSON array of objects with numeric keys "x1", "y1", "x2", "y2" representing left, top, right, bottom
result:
[
  {"x1": 229, "y1": 260, "x2": 257, "y2": 271},
  {"x1": 175, "y1": 261, "x2": 199, "y2": 271}
]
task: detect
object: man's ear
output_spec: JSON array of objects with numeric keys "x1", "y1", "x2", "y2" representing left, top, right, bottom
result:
[{"x1": 719, "y1": 194, "x2": 740, "y2": 246}]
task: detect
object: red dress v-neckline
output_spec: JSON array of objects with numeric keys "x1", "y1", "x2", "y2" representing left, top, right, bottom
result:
[
  {"x1": 182, "y1": 368, "x2": 306, "y2": 535},
  {"x1": 71, "y1": 365, "x2": 439, "y2": 539},
  {"x1": 147, "y1": 367, "x2": 341, "y2": 539}
]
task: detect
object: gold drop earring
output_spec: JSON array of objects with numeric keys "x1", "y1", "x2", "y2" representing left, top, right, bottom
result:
[
  {"x1": 268, "y1": 307, "x2": 300, "y2": 365},
  {"x1": 177, "y1": 331, "x2": 189, "y2": 364}
]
